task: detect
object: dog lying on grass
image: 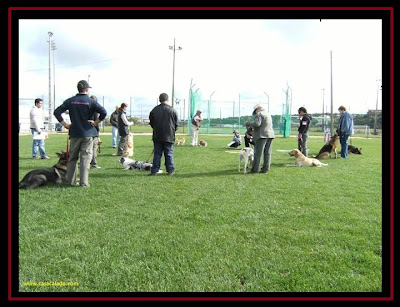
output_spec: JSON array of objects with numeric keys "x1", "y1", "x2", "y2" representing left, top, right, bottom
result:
[
  {"x1": 348, "y1": 144, "x2": 362, "y2": 154},
  {"x1": 238, "y1": 147, "x2": 254, "y2": 173},
  {"x1": 199, "y1": 140, "x2": 208, "y2": 147},
  {"x1": 314, "y1": 133, "x2": 339, "y2": 159},
  {"x1": 19, "y1": 151, "x2": 68, "y2": 189},
  {"x1": 119, "y1": 157, "x2": 153, "y2": 171},
  {"x1": 288, "y1": 149, "x2": 328, "y2": 167}
]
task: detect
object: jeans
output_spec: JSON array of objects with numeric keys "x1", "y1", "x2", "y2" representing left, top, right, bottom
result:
[
  {"x1": 298, "y1": 132, "x2": 309, "y2": 157},
  {"x1": 151, "y1": 141, "x2": 175, "y2": 174},
  {"x1": 111, "y1": 126, "x2": 120, "y2": 148},
  {"x1": 31, "y1": 128, "x2": 47, "y2": 158},
  {"x1": 339, "y1": 133, "x2": 350, "y2": 158}
]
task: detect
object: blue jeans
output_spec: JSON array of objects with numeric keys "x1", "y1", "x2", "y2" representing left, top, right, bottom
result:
[
  {"x1": 111, "y1": 126, "x2": 120, "y2": 148},
  {"x1": 339, "y1": 133, "x2": 350, "y2": 158},
  {"x1": 31, "y1": 128, "x2": 47, "y2": 158},
  {"x1": 151, "y1": 141, "x2": 175, "y2": 174}
]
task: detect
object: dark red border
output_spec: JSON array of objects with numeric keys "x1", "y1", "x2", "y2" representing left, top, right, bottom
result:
[{"x1": 9, "y1": 6, "x2": 394, "y2": 302}]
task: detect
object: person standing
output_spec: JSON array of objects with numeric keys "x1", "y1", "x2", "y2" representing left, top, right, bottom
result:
[
  {"x1": 297, "y1": 107, "x2": 312, "y2": 157},
  {"x1": 190, "y1": 110, "x2": 202, "y2": 146},
  {"x1": 30, "y1": 98, "x2": 50, "y2": 159},
  {"x1": 54, "y1": 80, "x2": 107, "y2": 187},
  {"x1": 336, "y1": 105, "x2": 354, "y2": 158},
  {"x1": 89, "y1": 95, "x2": 101, "y2": 169},
  {"x1": 110, "y1": 105, "x2": 120, "y2": 149},
  {"x1": 149, "y1": 93, "x2": 178, "y2": 175},
  {"x1": 245, "y1": 104, "x2": 275, "y2": 174},
  {"x1": 116, "y1": 103, "x2": 134, "y2": 156}
]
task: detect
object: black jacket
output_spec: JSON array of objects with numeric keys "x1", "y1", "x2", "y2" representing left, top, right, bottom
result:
[
  {"x1": 298, "y1": 114, "x2": 312, "y2": 135},
  {"x1": 149, "y1": 103, "x2": 178, "y2": 143}
]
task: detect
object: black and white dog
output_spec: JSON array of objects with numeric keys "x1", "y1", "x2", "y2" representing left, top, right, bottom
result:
[{"x1": 119, "y1": 157, "x2": 153, "y2": 171}]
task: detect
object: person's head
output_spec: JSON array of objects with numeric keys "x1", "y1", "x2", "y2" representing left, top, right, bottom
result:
[
  {"x1": 298, "y1": 107, "x2": 307, "y2": 116},
  {"x1": 338, "y1": 105, "x2": 346, "y2": 113},
  {"x1": 159, "y1": 93, "x2": 169, "y2": 103},
  {"x1": 253, "y1": 104, "x2": 265, "y2": 115},
  {"x1": 196, "y1": 110, "x2": 202, "y2": 115},
  {"x1": 233, "y1": 129, "x2": 239, "y2": 135},
  {"x1": 77, "y1": 80, "x2": 92, "y2": 93},
  {"x1": 90, "y1": 95, "x2": 97, "y2": 102},
  {"x1": 120, "y1": 102, "x2": 128, "y2": 111},
  {"x1": 34, "y1": 98, "x2": 43, "y2": 108}
]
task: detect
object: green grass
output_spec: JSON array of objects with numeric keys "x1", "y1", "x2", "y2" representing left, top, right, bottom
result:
[{"x1": 18, "y1": 133, "x2": 382, "y2": 293}]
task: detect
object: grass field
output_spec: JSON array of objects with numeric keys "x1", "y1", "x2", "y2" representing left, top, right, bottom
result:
[{"x1": 17, "y1": 132, "x2": 382, "y2": 293}]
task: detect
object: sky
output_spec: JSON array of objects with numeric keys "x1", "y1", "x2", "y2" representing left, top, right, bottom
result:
[{"x1": 18, "y1": 18, "x2": 382, "y2": 122}]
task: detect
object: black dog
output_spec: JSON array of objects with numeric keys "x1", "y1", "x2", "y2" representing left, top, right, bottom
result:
[
  {"x1": 19, "y1": 151, "x2": 68, "y2": 189},
  {"x1": 348, "y1": 144, "x2": 362, "y2": 154}
]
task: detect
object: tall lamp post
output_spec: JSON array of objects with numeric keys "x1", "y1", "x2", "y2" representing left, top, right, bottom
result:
[
  {"x1": 51, "y1": 41, "x2": 56, "y2": 113},
  {"x1": 322, "y1": 88, "x2": 325, "y2": 131},
  {"x1": 208, "y1": 91, "x2": 215, "y2": 133},
  {"x1": 169, "y1": 38, "x2": 182, "y2": 109},
  {"x1": 47, "y1": 31, "x2": 53, "y2": 131},
  {"x1": 264, "y1": 92, "x2": 270, "y2": 113},
  {"x1": 374, "y1": 79, "x2": 381, "y2": 135}
]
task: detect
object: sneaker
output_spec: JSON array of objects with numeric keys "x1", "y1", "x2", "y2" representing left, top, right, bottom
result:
[
  {"x1": 167, "y1": 171, "x2": 175, "y2": 176},
  {"x1": 91, "y1": 165, "x2": 101, "y2": 169},
  {"x1": 149, "y1": 172, "x2": 157, "y2": 176},
  {"x1": 259, "y1": 170, "x2": 269, "y2": 174},
  {"x1": 41, "y1": 156, "x2": 50, "y2": 160},
  {"x1": 32, "y1": 156, "x2": 39, "y2": 160}
]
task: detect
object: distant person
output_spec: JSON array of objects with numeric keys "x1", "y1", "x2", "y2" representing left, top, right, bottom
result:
[
  {"x1": 227, "y1": 129, "x2": 242, "y2": 148},
  {"x1": 245, "y1": 104, "x2": 275, "y2": 174},
  {"x1": 116, "y1": 103, "x2": 134, "y2": 156},
  {"x1": 244, "y1": 127, "x2": 254, "y2": 147},
  {"x1": 149, "y1": 93, "x2": 178, "y2": 175},
  {"x1": 110, "y1": 105, "x2": 120, "y2": 149},
  {"x1": 54, "y1": 80, "x2": 107, "y2": 187},
  {"x1": 297, "y1": 107, "x2": 312, "y2": 157},
  {"x1": 89, "y1": 95, "x2": 101, "y2": 169},
  {"x1": 190, "y1": 110, "x2": 202, "y2": 146},
  {"x1": 30, "y1": 98, "x2": 49, "y2": 159},
  {"x1": 336, "y1": 105, "x2": 354, "y2": 158}
]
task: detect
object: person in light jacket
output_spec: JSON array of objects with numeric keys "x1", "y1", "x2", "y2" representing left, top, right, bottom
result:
[
  {"x1": 336, "y1": 105, "x2": 354, "y2": 158},
  {"x1": 245, "y1": 104, "x2": 275, "y2": 174}
]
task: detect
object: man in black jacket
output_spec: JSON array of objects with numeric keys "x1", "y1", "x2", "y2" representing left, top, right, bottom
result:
[
  {"x1": 149, "y1": 93, "x2": 178, "y2": 176},
  {"x1": 297, "y1": 107, "x2": 312, "y2": 157}
]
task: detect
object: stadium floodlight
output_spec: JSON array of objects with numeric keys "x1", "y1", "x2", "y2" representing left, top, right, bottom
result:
[{"x1": 169, "y1": 38, "x2": 182, "y2": 109}]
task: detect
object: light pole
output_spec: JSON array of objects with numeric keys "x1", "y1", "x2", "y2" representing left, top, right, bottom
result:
[
  {"x1": 47, "y1": 31, "x2": 53, "y2": 131},
  {"x1": 374, "y1": 79, "x2": 381, "y2": 135},
  {"x1": 88, "y1": 75, "x2": 90, "y2": 83},
  {"x1": 169, "y1": 38, "x2": 182, "y2": 109},
  {"x1": 264, "y1": 92, "x2": 270, "y2": 113},
  {"x1": 208, "y1": 91, "x2": 215, "y2": 133},
  {"x1": 51, "y1": 41, "x2": 56, "y2": 113},
  {"x1": 322, "y1": 88, "x2": 325, "y2": 131}
]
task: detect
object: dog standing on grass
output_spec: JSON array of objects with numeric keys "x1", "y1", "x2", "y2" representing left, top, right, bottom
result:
[
  {"x1": 176, "y1": 138, "x2": 186, "y2": 146},
  {"x1": 122, "y1": 133, "x2": 134, "y2": 157},
  {"x1": 288, "y1": 149, "x2": 328, "y2": 167},
  {"x1": 19, "y1": 151, "x2": 68, "y2": 189},
  {"x1": 238, "y1": 147, "x2": 254, "y2": 173}
]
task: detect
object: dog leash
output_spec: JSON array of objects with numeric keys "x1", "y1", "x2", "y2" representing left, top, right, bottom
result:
[{"x1": 145, "y1": 148, "x2": 155, "y2": 163}]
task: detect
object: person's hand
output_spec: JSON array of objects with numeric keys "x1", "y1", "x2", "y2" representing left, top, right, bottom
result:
[{"x1": 37, "y1": 130, "x2": 41, "y2": 134}]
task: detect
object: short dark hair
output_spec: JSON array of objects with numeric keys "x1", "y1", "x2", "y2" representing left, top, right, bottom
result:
[
  {"x1": 120, "y1": 103, "x2": 128, "y2": 109},
  {"x1": 34, "y1": 98, "x2": 43, "y2": 105},
  {"x1": 298, "y1": 107, "x2": 307, "y2": 114},
  {"x1": 159, "y1": 93, "x2": 169, "y2": 103}
]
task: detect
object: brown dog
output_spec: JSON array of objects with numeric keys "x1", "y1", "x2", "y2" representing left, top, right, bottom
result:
[
  {"x1": 288, "y1": 149, "x2": 328, "y2": 167},
  {"x1": 314, "y1": 133, "x2": 339, "y2": 159},
  {"x1": 176, "y1": 138, "x2": 186, "y2": 146},
  {"x1": 97, "y1": 137, "x2": 103, "y2": 153},
  {"x1": 199, "y1": 140, "x2": 208, "y2": 147}
]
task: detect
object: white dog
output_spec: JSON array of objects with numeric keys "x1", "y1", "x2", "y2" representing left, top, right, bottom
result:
[
  {"x1": 288, "y1": 149, "x2": 328, "y2": 167},
  {"x1": 119, "y1": 157, "x2": 154, "y2": 171},
  {"x1": 238, "y1": 147, "x2": 254, "y2": 173}
]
